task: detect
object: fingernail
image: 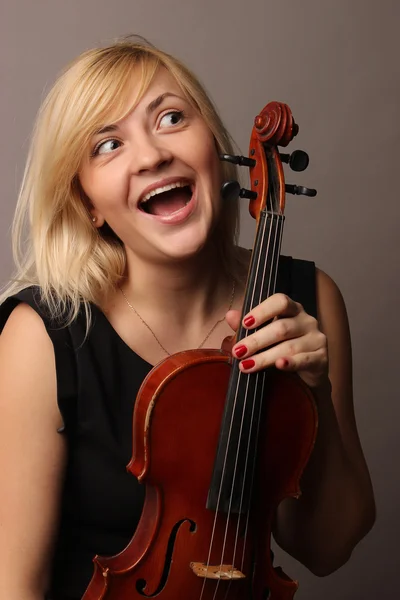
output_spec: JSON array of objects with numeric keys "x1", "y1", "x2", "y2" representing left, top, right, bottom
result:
[
  {"x1": 241, "y1": 359, "x2": 255, "y2": 370},
  {"x1": 244, "y1": 315, "x2": 255, "y2": 327},
  {"x1": 234, "y1": 344, "x2": 247, "y2": 358}
]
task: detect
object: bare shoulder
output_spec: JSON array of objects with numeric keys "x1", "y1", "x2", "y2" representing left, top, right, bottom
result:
[
  {"x1": 0, "y1": 302, "x2": 66, "y2": 593},
  {"x1": 314, "y1": 268, "x2": 352, "y2": 399},
  {"x1": 314, "y1": 268, "x2": 353, "y2": 407},
  {"x1": 315, "y1": 267, "x2": 350, "y2": 328},
  {"x1": 0, "y1": 300, "x2": 63, "y2": 424},
  {"x1": 1, "y1": 299, "x2": 51, "y2": 342},
  {"x1": 0, "y1": 302, "x2": 59, "y2": 401}
]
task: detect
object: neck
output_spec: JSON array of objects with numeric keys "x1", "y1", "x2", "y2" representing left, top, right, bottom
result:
[
  {"x1": 103, "y1": 244, "x2": 248, "y2": 360},
  {"x1": 121, "y1": 245, "x2": 235, "y2": 332}
]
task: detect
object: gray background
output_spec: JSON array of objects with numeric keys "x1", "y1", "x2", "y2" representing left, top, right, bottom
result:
[{"x1": 1, "y1": 1, "x2": 398, "y2": 598}]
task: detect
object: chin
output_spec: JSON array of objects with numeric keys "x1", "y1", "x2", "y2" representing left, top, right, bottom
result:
[
  {"x1": 159, "y1": 223, "x2": 212, "y2": 262},
  {"x1": 161, "y1": 238, "x2": 210, "y2": 264},
  {"x1": 163, "y1": 243, "x2": 207, "y2": 264}
]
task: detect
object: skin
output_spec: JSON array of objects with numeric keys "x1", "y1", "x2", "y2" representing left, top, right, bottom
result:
[{"x1": 0, "y1": 67, "x2": 375, "y2": 597}]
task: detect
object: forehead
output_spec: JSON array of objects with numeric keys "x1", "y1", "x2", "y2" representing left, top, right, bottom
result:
[
  {"x1": 120, "y1": 66, "x2": 190, "y2": 119},
  {"x1": 141, "y1": 66, "x2": 185, "y2": 97}
]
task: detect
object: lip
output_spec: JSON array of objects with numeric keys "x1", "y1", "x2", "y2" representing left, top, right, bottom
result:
[
  {"x1": 139, "y1": 185, "x2": 197, "y2": 225},
  {"x1": 137, "y1": 176, "x2": 197, "y2": 225},
  {"x1": 137, "y1": 176, "x2": 194, "y2": 205}
]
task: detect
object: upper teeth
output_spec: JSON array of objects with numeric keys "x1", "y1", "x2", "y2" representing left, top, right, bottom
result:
[{"x1": 141, "y1": 181, "x2": 189, "y2": 203}]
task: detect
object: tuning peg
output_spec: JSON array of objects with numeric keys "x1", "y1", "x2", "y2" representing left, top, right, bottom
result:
[
  {"x1": 239, "y1": 188, "x2": 258, "y2": 200},
  {"x1": 280, "y1": 150, "x2": 310, "y2": 172},
  {"x1": 221, "y1": 180, "x2": 258, "y2": 201},
  {"x1": 219, "y1": 154, "x2": 256, "y2": 168},
  {"x1": 285, "y1": 184, "x2": 317, "y2": 197}
]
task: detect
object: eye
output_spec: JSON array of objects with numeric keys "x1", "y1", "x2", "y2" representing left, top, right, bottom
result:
[
  {"x1": 92, "y1": 138, "x2": 121, "y2": 157},
  {"x1": 159, "y1": 110, "x2": 185, "y2": 129}
]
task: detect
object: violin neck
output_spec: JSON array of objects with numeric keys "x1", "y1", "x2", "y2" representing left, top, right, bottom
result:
[
  {"x1": 206, "y1": 211, "x2": 285, "y2": 514},
  {"x1": 238, "y1": 210, "x2": 285, "y2": 341}
]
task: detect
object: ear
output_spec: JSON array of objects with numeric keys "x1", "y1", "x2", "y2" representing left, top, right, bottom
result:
[
  {"x1": 75, "y1": 176, "x2": 106, "y2": 228},
  {"x1": 90, "y1": 210, "x2": 105, "y2": 228}
]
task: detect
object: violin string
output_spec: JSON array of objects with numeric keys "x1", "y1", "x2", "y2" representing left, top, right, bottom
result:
[
  {"x1": 236, "y1": 213, "x2": 279, "y2": 568},
  {"x1": 226, "y1": 212, "x2": 284, "y2": 598},
  {"x1": 198, "y1": 342, "x2": 248, "y2": 598},
  {"x1": 199, "y1": 208, "x2": 283, "y2": 600},
  {"x1": 214, "y1": 359, "x2": 257, "y2": 600},
  {"x1": 222, "y1": 211, "x2": 277, "y2": 598},
  {"x1": 198, "y1": 345, "x2": 247, "y2": 600},
  {"x1": 226, "y1": 212, "x2": 281, "y2": 590},
  {"x1": 199, "y1": 218, "x2": 270, "y2": 600},
  {"x1": 219, "y1": 210, "x2": 281, "y2": 600},
  {"x1": 225, "y1": 216, "x2": 281, "y2": 599},
  {"x1": 238, "y1": 214, "x2": 284, "y2": 575},
  {"x1": 212, "y1": 209, "x2": 277, "y2": 600}
]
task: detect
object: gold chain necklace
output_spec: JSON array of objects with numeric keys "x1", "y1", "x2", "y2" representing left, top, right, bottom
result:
[{"x1": 119, "y1": 280, "x2": 236, "y2": 356}]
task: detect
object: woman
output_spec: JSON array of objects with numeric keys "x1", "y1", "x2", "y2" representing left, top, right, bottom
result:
[{"x1": 0, "y1": 39, "x2": 375, "y2": 599}]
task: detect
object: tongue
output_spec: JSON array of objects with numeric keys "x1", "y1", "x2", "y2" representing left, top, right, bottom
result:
[{"x1": 146, "y1": 188, "x2": 191, "y2": 216}]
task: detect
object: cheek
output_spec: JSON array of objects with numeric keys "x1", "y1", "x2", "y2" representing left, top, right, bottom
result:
[
  {"x1": 79, "y1": 166, "x2": 129, "y2": 212},
  {"x1": 208, "y1": 151, "x2": 224, "y2": 201},
  {"x1": 195, "y1": 133, "x2": 223, "y2": 186}
]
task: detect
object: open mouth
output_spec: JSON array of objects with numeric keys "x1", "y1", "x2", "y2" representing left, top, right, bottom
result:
[{"x1": 138, "y1": 181, "x2": 194, "y2": 217}]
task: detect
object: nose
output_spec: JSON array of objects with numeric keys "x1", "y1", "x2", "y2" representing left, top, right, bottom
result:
[{"x1": 131, "y1": 132, "x2": 173, "y2": 174}]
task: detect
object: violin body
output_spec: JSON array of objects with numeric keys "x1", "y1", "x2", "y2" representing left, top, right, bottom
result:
[{"x1": 83, "y1": 349, "x2": 317, "y2": 600}]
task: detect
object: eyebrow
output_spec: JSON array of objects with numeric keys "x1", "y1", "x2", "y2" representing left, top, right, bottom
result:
[
  {"x1": 94, "y1": 93, "x2": 185, "y2": 136},
  {"x1": 147, "y1": 92, "x2": 183, "y2": 114}
]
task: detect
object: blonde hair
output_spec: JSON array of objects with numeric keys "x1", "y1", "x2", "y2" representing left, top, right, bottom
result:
[{"x1": 1, "y1": 37, "x2": 241, "y2": 324}]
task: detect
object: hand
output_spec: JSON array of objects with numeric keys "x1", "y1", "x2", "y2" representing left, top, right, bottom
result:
[{"x1": 225, "y1": 293, "x2": 329, "y2": 389}]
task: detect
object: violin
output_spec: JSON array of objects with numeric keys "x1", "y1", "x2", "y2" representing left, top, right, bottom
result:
[{"x1": 83, "y1": 101, "x2": 318, "y2": 600}]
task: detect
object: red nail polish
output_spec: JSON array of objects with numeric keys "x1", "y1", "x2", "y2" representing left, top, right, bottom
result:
[
  {"x1": 244, "y1": 315, "x2": 255, "y2": 327},
  {"x1": 234, "y1": 345, "x2": 247, "y2": 358},
  {"x1": 241, "y1": 359, "x2": 255, "y2": 370}
]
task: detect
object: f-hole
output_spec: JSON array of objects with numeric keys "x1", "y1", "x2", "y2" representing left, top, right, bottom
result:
[{"x1": 136, "y1": 518, "x2": 197, "y2": 596}]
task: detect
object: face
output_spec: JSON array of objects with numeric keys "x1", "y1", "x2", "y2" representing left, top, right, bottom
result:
[{"x1": 79, "y1": 67, "x2": 223, "y2": 265}]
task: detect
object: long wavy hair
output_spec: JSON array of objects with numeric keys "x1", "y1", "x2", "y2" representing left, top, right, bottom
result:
[{"x1": 1, "y1": 37, "x2": 242, "y2": 324}]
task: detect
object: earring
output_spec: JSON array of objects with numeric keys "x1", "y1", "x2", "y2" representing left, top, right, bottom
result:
[{"x1": 92, "y1": 216, "x2": 97, "y2": 223}]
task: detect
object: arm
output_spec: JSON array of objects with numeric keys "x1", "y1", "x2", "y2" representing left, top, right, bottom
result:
[
  {"x1": 272, "y1": 269, "x2": 375, "y2": 575},
  {"x1": 228, "y1": 268, "x2": 375, "y2": 576},
  {"x1": 0, "y1": 303, "x2": 67, "y2": 599}
]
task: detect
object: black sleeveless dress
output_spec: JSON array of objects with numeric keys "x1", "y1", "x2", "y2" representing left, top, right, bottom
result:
[{"x1": 0, "y1": 256, "x2": 316, "y2": 600}]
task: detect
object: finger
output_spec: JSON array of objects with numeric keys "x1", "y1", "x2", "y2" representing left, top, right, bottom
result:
[
  {"x1": 237, "y1": 334, "x2": 325, "y2": 372},
  {"x1": 275, "y1": 348, "x2": 327, "y2": 372},
  {"x1": 242, "y1": 294, "x2": 301, "y2": 330},
  {"x1": 232, "y1": 316, "x2": 309, "y2": 359},
  {"x1": 239, "y1": 347, "x2": 327, "y2": 377},
  {"x1": 225, "y1": 309, "x2": 241, "y2": 332},
  {"x1": 275, "y1": 349, "x2": 329, "y2": 389}
]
